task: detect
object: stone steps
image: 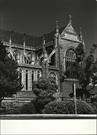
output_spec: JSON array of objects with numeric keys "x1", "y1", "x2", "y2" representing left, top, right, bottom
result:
[{"x1": 14, "y1": 91, "x2": 36, "y2": 98}]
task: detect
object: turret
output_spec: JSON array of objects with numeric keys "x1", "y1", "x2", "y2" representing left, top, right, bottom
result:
[
  {"x1": 68, "y1": 14, "x2": 72, "y2": 25},
  {"x1": 9, "y1": 31, "x2": 13, "y2": 47},
  {"x1": 79, "y1": 27, "x2": 86, "y2": 53},
  {"x1": 23, "y1": 33, "x2": 26, "y2": 50},
  {"x1": 42, "y1": 36, "x2": 48, "y2": 60},
  {"x1": 42, "y1": 36, "x2": 48, "y2": 79},
  {"x1": 55, "y1": 20, "x2": 59, "y2": 38}
]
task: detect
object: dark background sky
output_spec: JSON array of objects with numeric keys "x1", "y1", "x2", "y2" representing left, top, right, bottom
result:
[{"x1": 0, "y1": 0, "x2": 97, "y2": 54}]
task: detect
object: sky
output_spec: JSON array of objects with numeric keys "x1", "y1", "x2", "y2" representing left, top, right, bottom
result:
[{"x1": 0, "y1": 0, "x2": 97, "y2": 53}]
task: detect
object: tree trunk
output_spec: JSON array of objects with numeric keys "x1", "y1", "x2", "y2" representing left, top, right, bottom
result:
[
  {"x1": 0, "y1": 99, "x2": 2, "y2": 108},
  {"x1": 0, "y1": 97, "x2": 3, "y2": 108}
]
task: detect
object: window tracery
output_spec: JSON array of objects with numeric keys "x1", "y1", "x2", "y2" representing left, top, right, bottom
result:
[{"x1": 65, "y1": 48, "x2": 77, "y2": 78}]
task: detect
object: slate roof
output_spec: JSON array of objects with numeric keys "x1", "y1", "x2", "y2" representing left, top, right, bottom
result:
[
  {"x1": 43, "y1": 27, "x2": 65, "y2": 43},
  {"x1": 0, "y1": 29, "x2": 41, "y2": 48},
  {"x1": 0, "y1": 27, "x2": 65, "y2": 48}
]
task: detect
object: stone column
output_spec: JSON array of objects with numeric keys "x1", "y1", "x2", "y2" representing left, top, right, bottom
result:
[
  {"x1": 34, "y1": 70, "x2": 37, "y2": 81},
  {"x1": 55, "y1": 37, "x2": 59, "y2": 68},
  {"x1": 56, "y1": 74, "x2": 58, "y2": 85},
  {"x1": 28, "y1": 70, "x2": 32, "y2": 91},
  {"x1": 64, "y1": 57, "x2": 66, "y2": 72},
  {"x1": 21, "y1": 69, "x2": 26, "y2": 91}
]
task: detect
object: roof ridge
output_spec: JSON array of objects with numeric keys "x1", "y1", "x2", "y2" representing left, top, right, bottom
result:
[{"x1": 0, "y1": 28, "x2": 40, "y2": 38}]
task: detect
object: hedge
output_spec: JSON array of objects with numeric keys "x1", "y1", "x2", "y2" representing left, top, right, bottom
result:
[{"x1": 43, "y1": 99, "x2": 94, "y2": 114}]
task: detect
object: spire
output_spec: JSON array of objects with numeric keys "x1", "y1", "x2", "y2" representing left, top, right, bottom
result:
[
  {"x1": 43, "y1": 36, "x2": 45, "y2": 45},
  {"x1": 68, "y1": 14, "x2": 72, "y2": 24},
  {"x1": 79, "y1": 27, "x2": 84, "y2": 44},
  {"x1": 80, "y1": 27, "x2": 83, "y2": 41},
  {"x1": 42, "y1": 35, "x2": 48, "y2": 60},
  {"x1": 79, "y1": 27, "x2": 86, "y2": 52},
  {"x1": 55, "y1": 20, "x2": 59, "y2": 35},
  {"x1": 23, "y1": 33, "x2": 27, "y2": 64},
  {"x1": 8, "y1": 31, "x2": 15, "y2": 60},
  {"x1": 9, "y1": 31, "x2": 13, "y2": 47},
  {"x1": 42, "y1": 35, "x2": 48, "y2": 79},
  {"x1": 23, "y1": 33, "x2": 26, "y2": 50}
]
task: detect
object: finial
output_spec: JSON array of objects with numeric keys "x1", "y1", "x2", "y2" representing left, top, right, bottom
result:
[
  {"x1": 69, "y1": 14, "x2": 72, "y2": 24},
  {"x1": 80, "y1": 27, "x2": 86, "y2": 52},
  {"x1": 43, "y1": 35, "x2": 45, "y2": 45},
  {"x1": 56, "y1": 20, "x2": 59, "y2": 33},
  {"x1": 23, "y1": 33, "x2": 26, "y2": 48},
  {"x1": 42, "y1": 35, "x2": 48, "y2": 59},
  {"x1": 9, "y1": 30, "x2": 13, "y2": 45},
  {"x1": 56, "y1": 20, "x2": 59, "y2": 28},
  {"x1": 80, "y1": 27, "x2": 82, "y2": 33},
  {"x1": 23, "y1": 33, "x2": 26, "y2": 41},
  {"x1": 80, "y1": 27, "x2": 83, "y2": 41}
]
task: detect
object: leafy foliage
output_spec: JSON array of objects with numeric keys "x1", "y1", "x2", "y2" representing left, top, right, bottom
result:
[
  {"x1": 0, "y1": 41, "x2": 22, "y2": 106},
  {"x1": 69, "y1": 88, "x2": 90, "y2": 99},
  {"x1": 32, "y1": 77, "x2": 58, "y2": 113},
  {"x1": 71, "y1": 43, "x2": 97, "y2": 98},
  {"x1": 20, "y1": 101, "x2": 36, "y2": 114},
  {"x1": 43, "y1": 99, "x2": 94, "y2": 114},
  {"x1": 75, "y1": 43, "x2": 85, "y2": 62},
  {"x1": 90, "y1": 94, "x2": 97, "y2": 113},
  {"x1": 0, "y1": 100, "x2": 36, "y2": 114}
]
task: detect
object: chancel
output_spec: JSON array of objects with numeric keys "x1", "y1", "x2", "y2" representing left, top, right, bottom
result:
[{"x1": 0, "y1": 16, "x2": 85, "y2": 99}]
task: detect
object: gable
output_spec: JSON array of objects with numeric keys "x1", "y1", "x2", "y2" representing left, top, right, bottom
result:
[{"x1": 60, "y1": 22, "x2": 80, "y2": 42}]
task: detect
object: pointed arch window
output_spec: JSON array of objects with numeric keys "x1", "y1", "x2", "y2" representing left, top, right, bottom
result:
[
  {"x1": 19, "y1": 69, "x2": 22, "y2": 83},
  {"x1": 26, "y1": 70, "x2": 28, "y2": 90},
  {"x1": 32, "y1": 71, "x2": 34, "y2": 82},
  {"x1": 37, "y1": 70, "x2": 42, "y2": 80},
  {"x1": 65, "y1": 48, "x2": 77, "y2": 78}
]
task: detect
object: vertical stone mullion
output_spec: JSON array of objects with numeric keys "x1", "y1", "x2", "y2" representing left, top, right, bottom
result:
[
  {"x1": 64, "y1": 57, "x2": 66, "y2": 72},
  {"x1": 34, "y1": 70, "x2": 37, "y2": 81},
  {"x1": 21, "y1": 69, "x2": 26, "y2": 91},
  {"x1": 28, "y1": 70, "x2": 32, "y2": 91}
]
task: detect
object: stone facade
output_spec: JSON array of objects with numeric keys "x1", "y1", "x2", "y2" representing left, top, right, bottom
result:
[{"x1": 0, "y1": 16, "x2": 85, "y2": 98}]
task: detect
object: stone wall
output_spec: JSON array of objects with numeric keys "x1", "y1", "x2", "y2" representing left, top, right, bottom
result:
[{"x1": 61, "y1": 79, "x2": 80, "y2": 98}]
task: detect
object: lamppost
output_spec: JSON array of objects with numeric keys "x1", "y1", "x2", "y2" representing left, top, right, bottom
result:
[
  {"x1": 93, "y1": 44, "x2": 97, "y2": 62},
  {"x1": 73, "y1": 81, "x2": 77, "y2": 114}
]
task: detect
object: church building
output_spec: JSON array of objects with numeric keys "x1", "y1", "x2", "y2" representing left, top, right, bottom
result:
[{"x1": 0, "y1": 16, "x2": 85, "y2": 98}]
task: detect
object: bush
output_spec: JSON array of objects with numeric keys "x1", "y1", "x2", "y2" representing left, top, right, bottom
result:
[
  {"x1": 90, "y1": 102, "x2": 97, "y2": 114},
  {"x1": 1, "y1": 100, "x2": 36, "y2": 114},
  {"x1": 19, "y1": 102, "x2": 36, "y2": 114},
  {"x1": 33, "y1": 95, "x2": 55, "y2": 113},
  {"x1": 4, "y1": 107, "x2": 21, "y2": 114},
  {"x1": 90, "y1": 94, "x2": 97, "y2": 114},
  {"x1": 1, "y1": 100, "x2": 21, "y2": 114},
  {"x1": 0, "y1": 107, "x2": 6, "y2": 114},
  {"x1": 43, "y1": 99, "x2": 94, "y2": 114},
  {"x1": 5, "y1": 102, "x2": 36, "y2": 114},
  {"x1": 33, "y1": 78, "x2": 58, "y2": 113},
  {"x1": 91, "y1": 94, "x2": 97, "y2": 102}
]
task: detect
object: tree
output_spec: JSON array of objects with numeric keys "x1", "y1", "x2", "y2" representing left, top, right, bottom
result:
[
  {"x1": 42, "y1": 99, "x2": 94, "y2": 114},
  {"x1": 32, "y1": 77, "x2": 58, "y2": 113},
  {"x1": 0, "y1": 41, "x2": 22, "y2": 107},
  {"x1": 72, "y1": 43, "x2": 97, "y2": 99}
]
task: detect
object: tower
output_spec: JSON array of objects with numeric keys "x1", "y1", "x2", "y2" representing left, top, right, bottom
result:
[
  {"x1": 42, "y1": 36, "x2": 49, "y2": 79},
  {"x1": 54, "y1": 15, "x2": 83, "y2": 96}
]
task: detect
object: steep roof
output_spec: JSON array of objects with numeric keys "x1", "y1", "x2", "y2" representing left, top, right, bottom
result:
[
  {"x1": 0, "y1": 29, "x2": 41, "y2": 48},
  {"x1": 0, "y1": 24, "x2": 80, "y2": 49},
  {"x1": 0, "y1": 28, "x2": 65, "y2": 48},
  {"x1": 43, "y1": 27, "x2": 65, "y2": 43},
  {"x1": 60, "y1": 20, "x2": 81, "y2": 42}
]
